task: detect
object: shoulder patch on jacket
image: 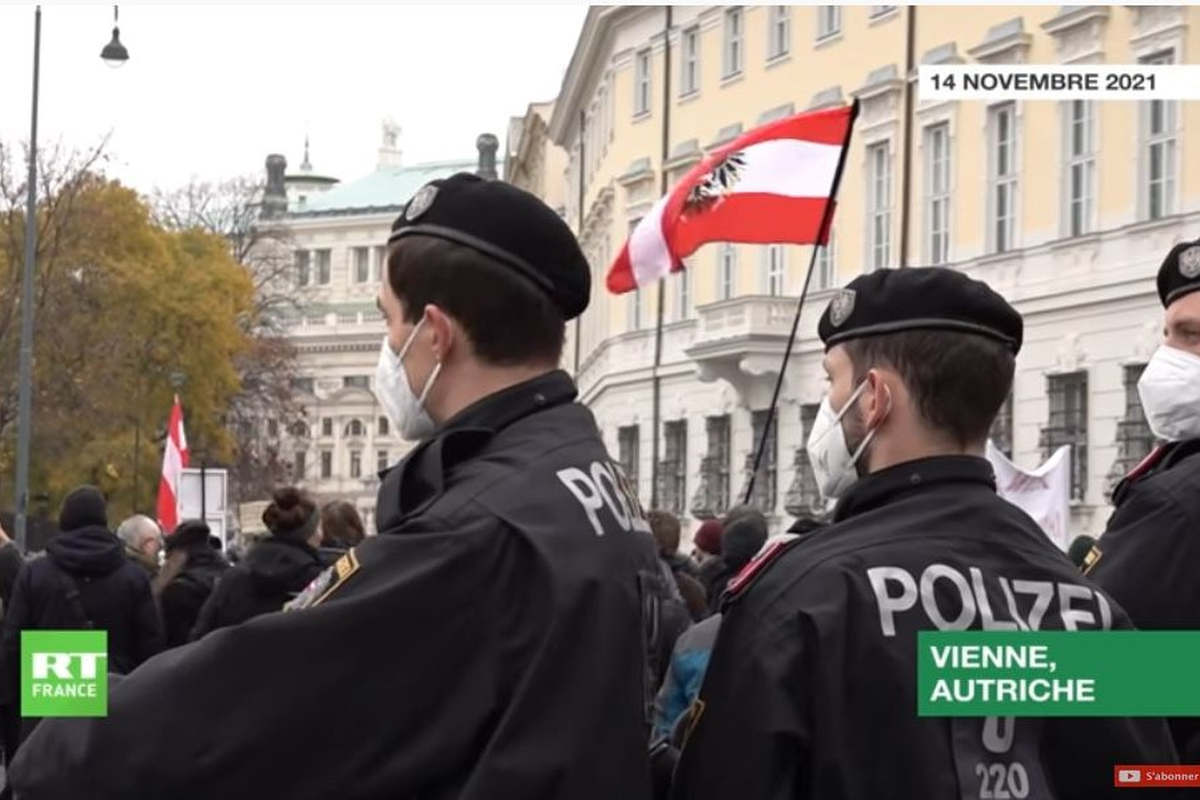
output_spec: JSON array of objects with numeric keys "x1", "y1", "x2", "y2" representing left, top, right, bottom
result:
[
  {"x1": 722, "y1": 533, "x2": 801, "y2": 605},
  {"x1": 1082, "y1": 544, "x2": 1103, "y2": 575},
  {"x1": 284, "y1": 549, "x2": 361, "y2": 611}
]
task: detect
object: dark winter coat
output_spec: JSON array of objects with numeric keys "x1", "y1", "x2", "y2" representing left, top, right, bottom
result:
[
  {"x1": 159, "y1": 545, "x2": 229, "y2": 648},
  {"x1": 0, "y1": 541, "x2": 24, "y2": 617},
  {"x1": 190, "y1": 536, "x2": 324, "y2": 640},
  {"x1": 1, "y1": 525, "x2": 163, "y2": 679}
]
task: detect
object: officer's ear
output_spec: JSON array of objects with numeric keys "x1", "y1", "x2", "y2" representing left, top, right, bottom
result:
[
  {"x1": 422, "y1": 304, "x2": 461, "y2": 363},
  {"x1": 860, "y1": 368, "x2": 895, "y2": 430}
]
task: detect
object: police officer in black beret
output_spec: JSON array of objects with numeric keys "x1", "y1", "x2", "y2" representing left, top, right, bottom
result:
[
  {"x1": 1089, "y1": 237, "x2": 1200, "y2": 762},
  {"x1": 11, "y1": 173, "x2": 668, "y2": 799},
  {"x1": 670, "y1": 267, "x2": 1177, "y2": 800}
]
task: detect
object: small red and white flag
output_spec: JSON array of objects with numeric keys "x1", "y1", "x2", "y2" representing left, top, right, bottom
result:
[
  {"x1": 157, "y1": 395, "x2": 190, "y2": 534},
  {"x1": 607, "y1": 103, "x2": 857, "y2": 294}
]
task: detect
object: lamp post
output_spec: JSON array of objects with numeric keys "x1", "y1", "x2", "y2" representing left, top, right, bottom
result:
[{"x1": 13, "y1": 6, "x2": 130, "y2": 553}]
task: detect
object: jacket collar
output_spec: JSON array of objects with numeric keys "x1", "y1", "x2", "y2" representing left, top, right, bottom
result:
[
  {"x1": 379, "y1": 370, "x2": 578, "y2": 526},
  {"x1": 833, "y1": 455, "x2": 996, "y2": 523}
]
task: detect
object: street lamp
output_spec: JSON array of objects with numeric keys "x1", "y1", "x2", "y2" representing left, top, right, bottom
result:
[
  {"x1": 100, "y1": 6, "x2": 129, "y2": 68},
  {"x1": 12, "y1": 6, "x2": 131, "y2": 553}
]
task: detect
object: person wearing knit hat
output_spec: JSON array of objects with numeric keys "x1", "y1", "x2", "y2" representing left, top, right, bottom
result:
[
  {"x1": 703, "y1": 510, "x2": 768, "y2": 615},
  {"x1": 672, "y1": 267, "x2": 1176, "y2": 800},
  {"x1": 0, "y1": 486, "x2": 163, "y2": 765},
  {"x1": 156, "y1": 518, "x2": 229, "y2": 648},
  {"x1": 1089, "y1": 235, "x2": 1200, "y2": 762},
  {"x1": 691, "y1": 519, "x2": 723, "y2": 560},
  {"x1": 189, "y1": 487, "x2": 325, "y2": 641}
]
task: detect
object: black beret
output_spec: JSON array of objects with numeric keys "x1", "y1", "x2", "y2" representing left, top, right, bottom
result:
[
  {"x1": 387, "y1": 173, "x2": 590, "y2": 320},
  {"x1": 818, "y1": 267, "x2": 1023, "y2": 354},
  {"x1": 1156, "y1": 237, "x2": 1200, "y2": 308}
]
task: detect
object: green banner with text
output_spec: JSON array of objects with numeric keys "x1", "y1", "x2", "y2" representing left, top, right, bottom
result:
[{"x1": 917, "y1": 631, "x2": 1200, "y2": 717}]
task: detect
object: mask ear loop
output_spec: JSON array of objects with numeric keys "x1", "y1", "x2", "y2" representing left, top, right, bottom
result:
[
  {"x1": 397, "y1": 316, "x2": 426, "y2": 360},
  {"x1": 846, "y1": 380, "x2": 892, "y2": 468},
  {"x1": 417, "y1": 362, "x2": 442, "y2": 406}
]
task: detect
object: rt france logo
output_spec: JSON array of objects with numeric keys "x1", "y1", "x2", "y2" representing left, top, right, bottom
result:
[{"x1": 21, "y1": 630, "x2": 108, "y2": 717}]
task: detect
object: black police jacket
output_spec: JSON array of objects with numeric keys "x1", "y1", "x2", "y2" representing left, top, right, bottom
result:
[
  {"x1": 671, "y1": 456, "x2": 1178, "y2": 800},
  {"x1": 1090, "y1": 439, "x2": 1200, "y2": 761},
  {"x1": 10, "y1": 371, "x2": 662, "y2": 800}
]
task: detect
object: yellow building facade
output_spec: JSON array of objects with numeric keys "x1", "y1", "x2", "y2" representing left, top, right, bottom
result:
[{"x1": 524, "y1": 5, "x2": 1198, "y2": 538}]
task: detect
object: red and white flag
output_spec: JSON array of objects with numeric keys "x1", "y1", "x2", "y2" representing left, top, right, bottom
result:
[
  {"x1": 157, "y1": 395, "x2": 190, "y2": 534},
  {"x1": 607, "y1": 103, "x2": 857, "y2": 294}
]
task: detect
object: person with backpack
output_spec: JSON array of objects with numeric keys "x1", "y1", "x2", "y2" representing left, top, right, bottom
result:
[
  {"x1": 0, "y1": 486, "x2": 163, "y2": 764},
  {"x1": 189, "y1": 488, "x2": 325, "y2": 640},
  {"x1": 156, "y1": 519, "x2": 228, "y2": 648}
]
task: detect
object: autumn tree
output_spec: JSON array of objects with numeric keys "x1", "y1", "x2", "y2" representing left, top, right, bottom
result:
[
  {"x1": 0, "y1": 140, "x2": 254, "y2": 522},
  {"x1": 151, "y1": 176, "x2": 303, "y2": 505}
]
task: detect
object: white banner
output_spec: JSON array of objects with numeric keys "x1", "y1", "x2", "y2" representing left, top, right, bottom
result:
[
  {"x1": 920, "y1": 64, "x2": 1200, "y2": 102},
  {"x1": 986, "y1": 442, "x2": 1072, "y2": 552}
]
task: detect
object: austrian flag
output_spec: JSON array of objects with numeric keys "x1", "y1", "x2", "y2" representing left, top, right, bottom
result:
[
  {"x1": 157, "y1": 395, "x2": 190, "y2": 534},
  {"x1": 606, "y1": 102, "x2": 858, "y2": 294}
]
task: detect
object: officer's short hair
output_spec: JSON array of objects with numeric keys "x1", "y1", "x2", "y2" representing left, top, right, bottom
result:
[
  {"x1": 845, "y1": 330, "x2": 1014, "y2": 448},
  {"x1": 387, "y1": 235, "x2": 565, "y2": 367}
]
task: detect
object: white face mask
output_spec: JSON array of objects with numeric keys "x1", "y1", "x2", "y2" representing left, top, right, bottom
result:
[
  {"x1": 374, "y1": 318, "x2": 442, "y2": 441},
  {"x1": 1137, "y1": 344, "x2": 1200, "y2": 442},
  {"x1": 806, "y1": 380, "x2": 876, "y2": 501}
]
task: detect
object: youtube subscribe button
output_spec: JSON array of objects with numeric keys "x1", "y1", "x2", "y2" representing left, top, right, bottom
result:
[{"x1": 1115, "y1": 766, "x2": 1200, "y2": 788}]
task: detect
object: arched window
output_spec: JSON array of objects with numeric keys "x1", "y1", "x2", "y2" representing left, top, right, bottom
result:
[
  {"x1": 345, "y1": 419, "x2": 365, "y2": 438},
  {"x1": 289, "y1": 421, "x2": 310, "y2": 439}
]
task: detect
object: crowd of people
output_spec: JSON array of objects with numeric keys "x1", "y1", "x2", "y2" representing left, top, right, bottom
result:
[
  {"x1": 0, "y1": 485, "x2": 366, "y2": 782},
  {"x1": 0, "y1": 171, "x2": 1195, "y2": 799}
]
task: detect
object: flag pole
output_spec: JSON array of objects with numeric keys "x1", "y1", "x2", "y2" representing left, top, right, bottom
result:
[
  {"x1": 649, "y1": 4, "x2": 672, "y2": 510},
  {"x1": 743, "y1": 99, "x2": 861, "y2": 506}
]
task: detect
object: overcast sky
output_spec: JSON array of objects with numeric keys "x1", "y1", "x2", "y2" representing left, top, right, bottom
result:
[{"x1": 0, "y1": 3, "x2": 586, "y2": 195}]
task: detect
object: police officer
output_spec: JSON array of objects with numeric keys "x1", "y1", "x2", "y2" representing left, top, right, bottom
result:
[
  {"x1": 12, "y1": 174, "x2": 665, "y2": 799},
  {"x1": 670, "y1": 267, "x2": 1177, "y2": 800},
  {"x1": 1089, "y1": 237, "x2": 1200, "y2": 762}
]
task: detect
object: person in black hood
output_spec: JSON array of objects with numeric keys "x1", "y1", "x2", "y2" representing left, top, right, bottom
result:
[
  {"x1": 157, "y1": 518, "x2": 229, "y2": 648},
  {"x1": 705, "y1": 507, "x2": 768, "y2": 614},
  {"x1": 0, "y1": 486, "x2": 163, "y2": 763},
  {"x1": 189, "y1": 487, "x2": 325, "y2": 640}
]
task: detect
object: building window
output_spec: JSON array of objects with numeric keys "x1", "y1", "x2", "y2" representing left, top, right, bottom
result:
[
  {"x1": 693, "y1": 415, "x2": 731, "y2": 517},
  {"x1": 343, "y1": 375, "x2": 370, "y2": 390},
  {"x1": 765, "y1": 245, "x2": 786, "y2": 296},
  {"x1": 990, "y1": 393, "x2": 1014, "y2": 459},
  {"x1": 267, "y1": 419, "x2": 279, "y2": 438},
  {"x1": 674, "y1": 268, "x2": 690, "y2": 321},
  {"x1": 349, "y1": 450, "x2": 362, "y2": 479},
  {"x1": 661, "y1": 420, "x2": 688, "y2": 515},
  {"x1": 785, "y1": 403, "x2": 822, "y2": 515},
  {"x1": 1108, "y1": 364, "x2": 1156, "y2": 492},
  {"x1": 295, "y1": 250, "x2": 310, "y2": 287},
  {"x1": 723, "y1": 8, "x2": 743, "y2": 78},
  {"x1": 345, "y1": 419, "x2": 365, "y2": 438},
  {"x1": 635, "y1": 49, "x2": 652, "y2": 116},
  {"x1": 352, "y1": 247, "x2": 370, "y2": 283},
  {"x1": 290, "y1": 377, "x2": 315, "y2": 395},
  {"x1": 321, "y1": 418, "x2": 333, "y2": 438},
  {"x1": 815, "y1": 230, "x2": 836, "y2": 289},
  {"x1": 377, "y1": 450, "x2": 389, "y2": 473},
  {"x1": 1142, "y1": 51, "x2": 1177, "y2": 221},
  {"x1": 767, "y1": 6, "x2": 790, "y2": 60},
  {"x1": 750, "y1": 410, "x2": 778, "y2": 513},
  {"x1": 925, "y1": 123, "x2": 951, "y2": 265},
  {"x1": 294, "y1": 451, "x2": 307, "y2": 482},
  {"x1": 374, "y1": 245, "x2": 388, "y2": 281},
  {"x1": 618, "y1": 425, "x2": 640, "y2": 501},
  {"x1": 320, "y1": 451, "x2": 333, "y2": 479},
  {"x1": 870, "y1": 5, "x2": 896, "y2": 17},
  {"x1": 988, "y1": 103, "x2": 1018, "y2": 254},
  {"x1": 1041, "y1": 372, "x2": 1088, "y2": 501},
  {"x1": 718, "y1": 244, "x2": 737, "y2": 300},
  {"x1": 378, "y1": 416, "x2": 390, "y2": 437},
  {"x1": 289, "y1": 420, "x2": 310, "y2": 439},
  {"x1": 867, "y1": 141, "x2": 892, "y2": 270},
  {"x1": 1065, "y1": 100, "x2": 1095, "y2": 238},
  {"x1": 315, "y1": 248, "x2": 332, "y2": 285},
  {"x1": 816, "y1": 6, "x2": 840, "y2": 40},
  {"x1": 681, "y1": 27, "x2": 700, "y2": 96}
]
